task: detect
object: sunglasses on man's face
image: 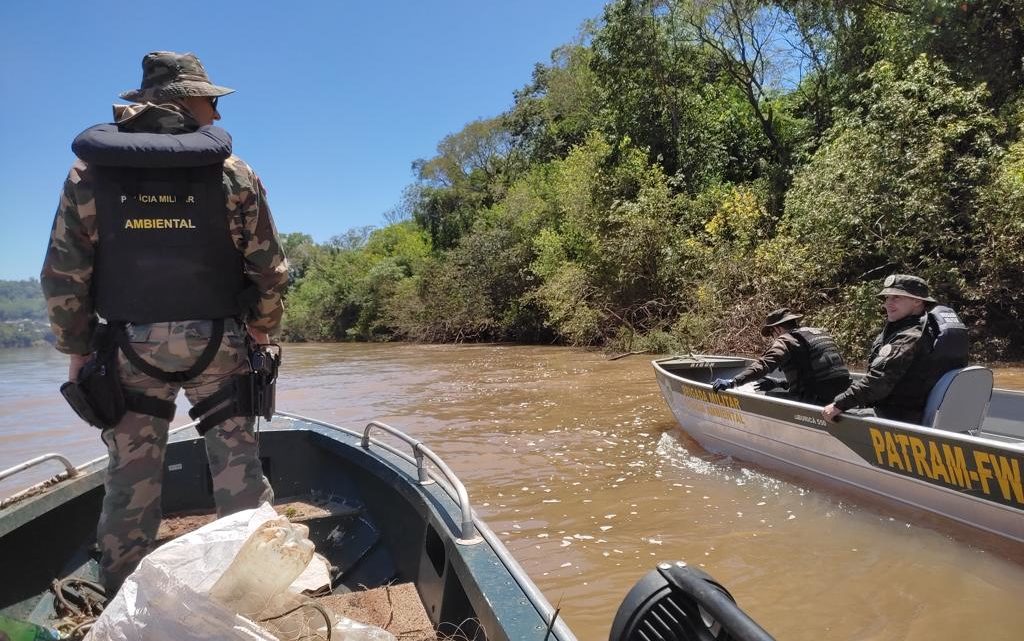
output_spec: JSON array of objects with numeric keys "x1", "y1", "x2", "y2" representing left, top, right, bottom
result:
[{"x1": 209, "y1": 96, "x2": 219, "y2": 111}]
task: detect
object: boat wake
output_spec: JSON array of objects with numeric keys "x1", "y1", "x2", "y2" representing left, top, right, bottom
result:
[{"x1": 654, "y1": 432, "x2": 791, "y2": 495}]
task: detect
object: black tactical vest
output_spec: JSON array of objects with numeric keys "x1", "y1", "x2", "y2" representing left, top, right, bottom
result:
[
  {"x1": 785, "y1": 327, "x2": 850, "y2": 394},
  {"x1": 73, "y1": 124, "x2": 247, "y2": 324},
  {"x1": 924, "y1": 305, "x2": 969, "y2": 375}
]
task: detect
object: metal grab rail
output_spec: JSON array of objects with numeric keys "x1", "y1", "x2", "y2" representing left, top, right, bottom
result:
[
  {"x1": 360, "y1": 420, "x2": 479, "y2": 544},
  {"x1": 0, "y1": 453, "x2": 78, "y2": 485},
  {"x1": 0, "y1": 453, "x2": 80, "y2": 510}
]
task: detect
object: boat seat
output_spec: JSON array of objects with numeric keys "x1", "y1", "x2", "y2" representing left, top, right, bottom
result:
[{"x1": 921, "y1": 366, "x2": 994, "y2": 433}]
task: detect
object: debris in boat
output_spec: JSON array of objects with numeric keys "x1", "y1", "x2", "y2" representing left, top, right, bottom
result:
[
  {"x1": 210, "y1": 516, "x2": 316, "y2": 618},
  {"x1": 261, "y1": 583, "x2": 434, "y2": 641},
  {"x1": 157, "y1": 497, "x2": 357, "y2": 543},
  {"x1": 89, "y1": 504, "x2": 393, "y2": 641}
]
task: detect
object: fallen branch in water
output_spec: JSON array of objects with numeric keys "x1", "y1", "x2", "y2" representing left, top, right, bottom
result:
[{"x1": 608, "y1": 350, "x2": 649, "y2": 361}]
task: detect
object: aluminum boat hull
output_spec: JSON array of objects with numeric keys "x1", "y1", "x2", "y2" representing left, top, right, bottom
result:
[{"x1": 653, "y1": 356, "x2": 1024, "y2": 545}]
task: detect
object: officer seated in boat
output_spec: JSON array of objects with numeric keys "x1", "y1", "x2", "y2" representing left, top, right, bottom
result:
[
  {"x1": 822, "y1": 274, "x2": 968, "y2": 424},
  {"x1": 711, "y1": 308, "x2": 851, "y2": 405}
]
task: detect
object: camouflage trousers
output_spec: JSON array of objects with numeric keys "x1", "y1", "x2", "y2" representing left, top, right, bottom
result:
[{"x1": 97, "y1": 318, "x2": 273, "y2": 592}]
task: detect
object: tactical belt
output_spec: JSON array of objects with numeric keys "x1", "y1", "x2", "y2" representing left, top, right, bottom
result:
[{"x1": 71, "y1": 319, "x2": 278, "y2": 436}]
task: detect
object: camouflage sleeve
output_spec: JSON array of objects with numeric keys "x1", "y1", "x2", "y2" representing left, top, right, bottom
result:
[
  {"x1": 39, "y1": 161, "x2": 98, "y2": 355},
  {"x1": 833, "y1": 330, "x2": 922, "y2": 410},
  {"x1": 733, "y1": 337, "x2": 794, "y2": 385},
  {"x1": 223, "y1": 156, "x2": 289, "y2": 335}
]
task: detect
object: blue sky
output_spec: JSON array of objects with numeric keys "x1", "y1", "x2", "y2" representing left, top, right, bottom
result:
[{"x1": 0, "y1": 0, "x2": 607, "y2": 280}]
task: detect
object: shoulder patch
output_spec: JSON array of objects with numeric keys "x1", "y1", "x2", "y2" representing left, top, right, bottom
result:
[{"x1": 878, "y1": 344, "x2": 893, "y2": 358}]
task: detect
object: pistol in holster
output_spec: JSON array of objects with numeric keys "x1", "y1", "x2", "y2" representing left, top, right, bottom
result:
[
  {"x1": 188, "y1": 341, "x2": 282, "y2": 435},
  {"x1": 249, "y1": 343, "x2": 281, "y2": 421}
]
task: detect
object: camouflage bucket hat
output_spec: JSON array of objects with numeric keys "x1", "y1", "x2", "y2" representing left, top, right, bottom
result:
[
  {"x1": 877, "y1": 274, "x2": 936, "y2": 303},
  {"x1": 761, "y1": 308, "x2": 803, "y2": 336},
  {"x1": 120, "y1": 51, "x2": 234, "y2": 103}
]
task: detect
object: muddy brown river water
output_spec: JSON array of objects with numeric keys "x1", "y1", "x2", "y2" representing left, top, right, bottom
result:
[{"x1": 1, "y1": 343, "x2": 1022, "y2": 640}]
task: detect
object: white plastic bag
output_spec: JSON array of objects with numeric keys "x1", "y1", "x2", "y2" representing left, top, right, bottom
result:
[
  {"x1": 86, "y1": 504, "x2": 286, "y2": 641},
  {"x1": 85, "y1": 503, "x2": 395, "y2": 641}
]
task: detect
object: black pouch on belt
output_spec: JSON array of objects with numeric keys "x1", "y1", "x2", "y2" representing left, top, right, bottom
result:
[{"x1": 60, "y1": 342, "x2": 126, "y2": 430}]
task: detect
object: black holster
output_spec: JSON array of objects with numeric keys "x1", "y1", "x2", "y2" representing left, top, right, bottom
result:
[
  {"x1": 188, "y1": 342, "x2": 281, "y2": 435},
  {"x1": 60, "y1": 327, "x2": 126, "y2": 429},
  {"x1": 60, "y1": 324, "x2": 177, "y2": 429}
]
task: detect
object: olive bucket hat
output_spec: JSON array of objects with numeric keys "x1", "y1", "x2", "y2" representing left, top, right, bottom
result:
[
  {"x1": 120, "y1": 51, "x2": 235, "y2": 103},
  {"x1": 761, "y1": 308, "x2": 803, "y2": 336},
  {"x1": 877, "y1": 274, "x2": 936, "y2": 303}
]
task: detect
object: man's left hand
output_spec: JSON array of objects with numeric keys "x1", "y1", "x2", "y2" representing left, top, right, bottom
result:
[{"x1": 822, "y1": 403, "x2": 843, "y2": 423}]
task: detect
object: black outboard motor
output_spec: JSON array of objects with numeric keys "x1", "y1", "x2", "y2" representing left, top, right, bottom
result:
[{"x1": 609, "y1": 561, "x2": 775, "y2": 641}]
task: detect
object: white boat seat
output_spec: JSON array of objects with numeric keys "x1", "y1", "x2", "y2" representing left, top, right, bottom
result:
[{"x1": 921, "y1": 366, "x2": 994, "y2": 432}]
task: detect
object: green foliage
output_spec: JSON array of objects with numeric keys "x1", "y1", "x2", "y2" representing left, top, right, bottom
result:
[
  {"x1": 972, "y1": 134, "x2": 1024, "y2": 353},
  {"x1": 386, "y1": 259, "x2": 496, "y2": 342},
  {"x1": 279, "y1": 1, "x2": 1024, "y2": 359},
  {"x1": 591, "y1": 1, "x2": 776, "y2": 193},
  {"x1": 506, "y1": 37, "x2": 603, "y2": 165},
  {"x1": 411, "y1": 117, "x2": 512, "y2": 250},
  {"x1": 280, "y1": 232, "x2": 318, "y2": 284},
  {"x1": 0, "y1": 321, "x2": 52, "y2": 348},
  {"x1": 0, "y1": 279, "x2": 59, "y2": 347},
  {"x1": 0, "y1": 279, "x2": 46, "y2": 322},
  {"x1": 282, "y1": 223, "x2": 431, "y2": 342},
  {"x1": 783, "y1": 56, "x2": 999, "y2": 290},
  {"x1": 805, "y1": 281, "x2": 883, "y2": 362}
]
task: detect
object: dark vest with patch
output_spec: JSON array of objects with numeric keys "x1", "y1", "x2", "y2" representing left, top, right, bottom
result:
[
  {"x1": 924, "y1": 305, "x2": 969, "y2": 376},
  {"x1": 73, "y1": 124, "x2": 247, "y2": 324},
  {"x1": 784, "y1": 327, "x2": 850, "y2": 397},
  {"x1": 876, "y1": 307, "x2": 970, "y2": 421}
]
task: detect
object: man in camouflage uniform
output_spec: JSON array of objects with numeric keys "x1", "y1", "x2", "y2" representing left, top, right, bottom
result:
[
  {"x1": 711, "y1": 308, "x2": 850, "y2": 405},
  {"x1": 40, "y1": 51, "x2": 288, "y2": 592},
  {"x1": 822, "y1": 275, "x2": 943, "y2": 424}
]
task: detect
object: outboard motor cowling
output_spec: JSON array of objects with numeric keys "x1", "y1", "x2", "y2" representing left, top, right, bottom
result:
[{"x1": 609, "y1": 561, "x2": 775, "y2": 641}]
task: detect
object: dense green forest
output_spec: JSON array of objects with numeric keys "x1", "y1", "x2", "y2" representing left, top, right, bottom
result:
[
  {"x1": 0, "y1": 279, "x2": 50, "y2": 348},
  {"x1": 285, "y1": 0, "x2": 1024, "y2": 360},
  {"x1": 0, "y1": 279, "x2": 46, "y2": 322}
]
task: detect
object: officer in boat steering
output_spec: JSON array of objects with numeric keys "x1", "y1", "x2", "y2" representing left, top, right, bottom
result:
[
  {"x1": 712, "y1": 308, "x2": 851, "y2": 405},
  {"x1": 822, "y1": 274, "x2": 968, "y2": 424},
  {"x1": 40, "y1": 51, "x2": 288, "y2": 593}
]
